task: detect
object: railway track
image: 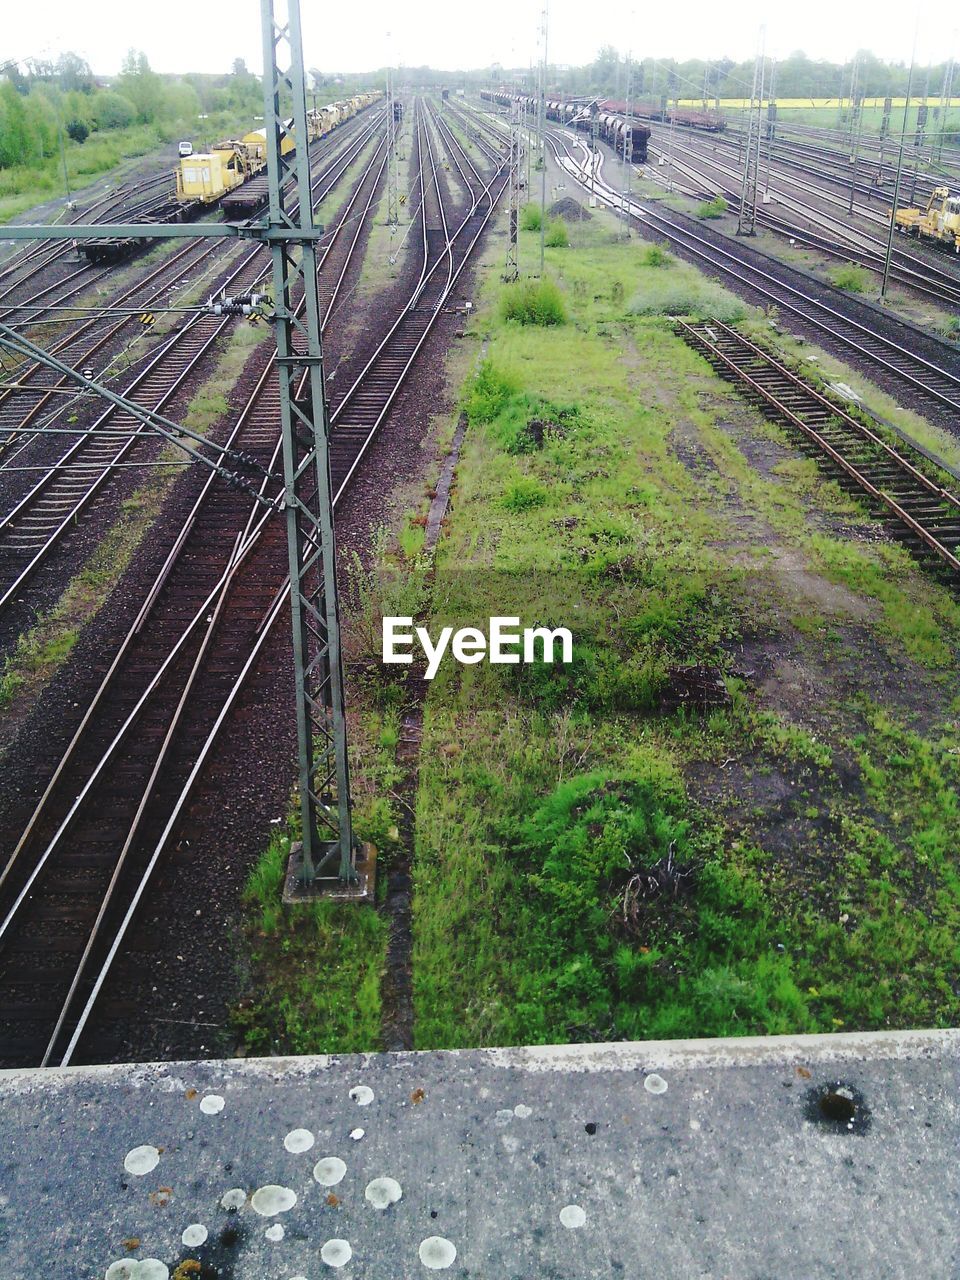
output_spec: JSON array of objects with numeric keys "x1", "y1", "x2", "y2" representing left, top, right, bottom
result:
[
  {"x1": 0, "y1": 112, "x2": 388, "y2": 630},
  {"x1": 715, "y1": 120, "x2": 960, "y2": 206},
  {"x1": 645, "y1": 130, "x2": 960, "y2": 310},
  {"x1": 0, "y1": 97, "x2": 505, "y2": 1069},
  {"x1": 0, "y1": 170, "x2": 174, "y2": 286},
  {"x1": 547, "y1": 128, "x2": 960, "y2": 425},
  {"x1": 678, "y1": 319, "x2": 960, "y2": 577},
  {"x1": 0, "y1": 172, "x2": 180, "y2": 323}
]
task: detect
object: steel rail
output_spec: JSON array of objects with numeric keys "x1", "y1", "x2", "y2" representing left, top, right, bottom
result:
[
  {"x1": 0, "y1": 127, "x2": 393, "y2": 886},
  {"x1": 0, "y1": 120, "x2": 395, "y2": 1066},
  {"x1": 0, "y1": 118, "x2": 388, "y2": 611},
  {"x1": 645, "y1": 133, "x2": 960, "y2": 309},
  {"x1": 678, "y1": 318, "x2": 960, "y2": 573},
  {"x1": 55, "y1": 97, "x2": 508, "y2": 1067},
  {"x1": 548, "y1": 129, "x2": 960, "y2": 416},
  {"x1": 0, "y1": 110, "x2": 386, "y2": 478},
  {"x1": 0, "y1": 172, "x2": 175, "y2": 289}
]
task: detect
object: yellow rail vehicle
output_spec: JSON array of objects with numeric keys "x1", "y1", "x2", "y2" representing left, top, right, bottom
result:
[
  {"x1": 175, "y1": 92, "x2": 383, "y2": 206},
  {"x1": 176, "y1": 142, "x2": 259, "y2": 203},
  {"x1": 892, "y1": 186, "x2": 960, "y2": 252}
]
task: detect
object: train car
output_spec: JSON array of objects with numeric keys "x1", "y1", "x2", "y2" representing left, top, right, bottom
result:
[
  {"x1": 178, "y1": 93, "x2": 382, "y2": 212},
  {"x1": 482, "y1": 90, "x2": 650, "y2": 163},
  {"x1": 628, "y1": 99, "x2": 726, "y2": 132},
  {"x1": 892, "y1": 186, "x2": 960, "y2": 251},
  {"x1": 241, "y1": 122, "x2": 296, "y2": 164},
  {"x1": 176, "y1": 142, "x2": 259, "y2": 203}
]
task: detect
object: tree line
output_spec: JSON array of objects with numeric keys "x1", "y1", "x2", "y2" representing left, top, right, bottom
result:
[
  {"x1": 530, "y1": 47, "x2": 956, "y2": 104},
  {"x1": 0, "y1": 52, "x2": 264, "y2": 171}
]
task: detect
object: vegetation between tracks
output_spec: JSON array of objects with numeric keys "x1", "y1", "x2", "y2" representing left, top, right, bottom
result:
[
  {"x1": 231, "y1": 185, "x2": 960, "y2": 1058},
  {"x1": 409, "y1": 206, "x2": 960, "y2": 1048}
]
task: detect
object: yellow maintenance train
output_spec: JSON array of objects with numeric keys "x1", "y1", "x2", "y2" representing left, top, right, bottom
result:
[
  {"x1": 891, "y1": 187, "x2": 960, "y2": 252},
  {"x1": 175, "y1": 92, "x2": 382, "y2": 205}
]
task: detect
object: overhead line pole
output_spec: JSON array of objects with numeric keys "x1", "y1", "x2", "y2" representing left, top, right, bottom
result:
[
  {"x1": 881, "y1": 27, "x2": 918, "y2": 300},
  {"x1": 620, "y1": 52, "x2": 633, "y2": 239},
  {"x1": 848, "y1": 55, "x2": 864, "y2": 217},
  {"x1": 259, "y1": 0, "x2": 355, "y2": 889},
  {"x1": 539, "y1": 0, "x2": 548, "y2": 275},
  {"x1": 737, "y1": 26, "x2": 765, "y2": 236}
]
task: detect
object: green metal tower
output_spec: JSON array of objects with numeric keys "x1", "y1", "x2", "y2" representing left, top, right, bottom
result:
[{"x1": 259, "y1": 0, "x2": 356, "y2": 889}]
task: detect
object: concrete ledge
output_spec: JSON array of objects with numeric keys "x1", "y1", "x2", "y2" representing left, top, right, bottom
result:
[{"x1": 1, "y1": 1030, "x2": 957, "y2": 1278}]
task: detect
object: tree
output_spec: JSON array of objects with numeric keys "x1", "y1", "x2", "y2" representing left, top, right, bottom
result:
[
  {"x1": 0, "y1": 81, "x2": 32, "y2": 167},
  {"x1": 57, "y1": 53, "x2": 94, "y2": 94},
  {"x1": 232, "y1": 57, "x2": 248, "y2": 77},
  {"x1": 92, "y1": 91, "x2": 135, "y2": 130},
  {"x1": 66, "y1": 119, "x2": 88, "y2": 143},
  {"x1": 119, "y1": 49, "x2": 163, "y2": 124},
  {"x1": 0, "y1": 60, "x2": 29, "y2": 95}
]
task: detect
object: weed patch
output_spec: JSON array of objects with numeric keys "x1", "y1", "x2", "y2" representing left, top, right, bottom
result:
[
  {"x1": 697, "y1": 196, "x2": 728, "y2": 219},
  {"x1": 501, "y1": 277, "x2": 567, "y2": 326},
  {"x1": 828, "y1": 262, "x2": 870, "y2": 292}
]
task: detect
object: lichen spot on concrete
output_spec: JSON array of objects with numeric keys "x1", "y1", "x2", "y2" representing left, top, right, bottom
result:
[
  {"x1": 349, "y1": 1085, "x2": 374, "y2": 1106},
  {"x1": 199, "y1": 1094, "x2": 225, "y2": 1115},
  {"x1": 644, "y1": 1073, "x2": 668, "y2": 1095},
  {"x1": 181, "y1": 1224, "x2": 208, "y2": 1247},
  {"x1": 265, "y1": 1224, "x2": 285, "y2": 1242},
  {"x1": 514, "y1": 1104, "x2": 532, "y2": 1118},
  {"x1": 123, "y1": 1144, "x2": 160, "y2": 1176},
  {"x1": 105, "y1": 1263, "x2": 140, "y2": 1280},
  {"x1": 284, "y1": 1128, "x2": 315, "y2": 1153},
  {"x1": 418, "y1": 1236, "x2": 457, "y2": 1269},
  {"x1": 251, "y1": 1184, "x2": 297, "y2": 1216},
  {"x1": 105, "y1": 1261, "x2": 170, "y2": 1280},
  {"x1": 560, "y1": 1205, "x2": 587, "y2": 1229},
  {"x1": 320, "y1": 1239, "x2": 353, "y2": 1268},
  {"x1": 364, "y1": 1176, "x2": 402, "y2": 1209},
  {"x1": 220, "y1": 1188, "x2": 247, "y2": 1210},
  {"x1": 313, "y1": 1156, "x2": 347, "y2": 1186}
]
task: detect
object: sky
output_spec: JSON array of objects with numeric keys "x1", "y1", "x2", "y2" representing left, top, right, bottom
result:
[{"x1": 3, "y1": 1, "x2": 948, "y2": 79}]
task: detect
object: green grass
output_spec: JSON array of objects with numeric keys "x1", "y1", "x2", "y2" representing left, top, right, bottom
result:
[
  {"x1": 500, "y1": 276, "x2": 567, "y2": 326},
  {"x1": 640, "y1": 243, "x2": 673, "y2": 267},
  {"x1": 233, "y1": 829, "x2": 389, "y2": 1055},
  {"x1": 697, "y1": 196, "x2": 728, "y2": 220},
  {"x1": 408, "y1": 198, "x2": 960, "y2": 1050},
  {"x1": 520, "y1": 203, "x2": 542, "y2": 232},
  {"x1": 544, "y1": 218, "x2": 570, "y2": 248},
  {"x1": 828, "y1": 262, "x2": 871, "y2": 293}
]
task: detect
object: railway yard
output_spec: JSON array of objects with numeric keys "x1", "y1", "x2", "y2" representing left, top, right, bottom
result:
[
  {"x1": 2, "y1": 78, "x2": 960, "y2": 1069},
  {"x1": 2, "y1": 14, "x2": 960, "y2": 1272}
]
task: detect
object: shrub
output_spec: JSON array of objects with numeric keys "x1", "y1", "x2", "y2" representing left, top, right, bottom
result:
[
  {"x1": 628, "y1": 280, "x2": 745, "y2": 322},
  {"x1": 66, "y1": 120, "x2": 89, "y2": 144},
  {"x1": 828, "y1": 262, "x2": 870, "y2": 292},
  {"x1": 520, "y1": 203, "x2": 542, "y2": 231},
  {"x1": 697, "y1": 195, "x2": 728, "y2": 219},
  {"x1": 640, "y1": 242, "x2": 673, "y2": 267},
  {"x1": 544, "y1": 218, "x2": 569, "y2": 247},
  {"x1": 501, "y1": 476, "x2": 548, "y2": 512},
  {"x1": 500, "y1": 277, "x2": 567, "y2": 326},
  {"x1": 506, "y1": 767, "x2": 693, "y2": 1035},
  {"x1": 462, "y1": 359, "x2": 519, "y2": 424},
  {"x1": 92, "y1": 92, "x2": 136, "y2": 130}
]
